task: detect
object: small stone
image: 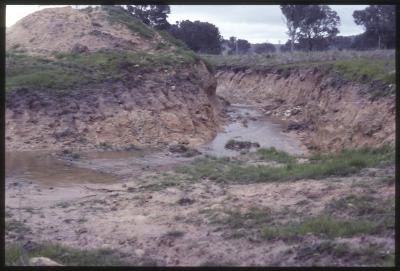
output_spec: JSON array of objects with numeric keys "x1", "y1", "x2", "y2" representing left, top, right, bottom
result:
[
  {"x1": 29, "y1": 257, "x2": 63, "y2": 266},
  {"x1": 75, "y1": 228, "x2": 87, "y2": 235},
  {"x1": 23, "y1": 240, "x2": 40, "y2": 252},
  {"x1": 177, "y1": 197, "x2": 195, "y2": 205},
  {"x1": 135, "y1": 249, "x2": 145, "y2": 257}
]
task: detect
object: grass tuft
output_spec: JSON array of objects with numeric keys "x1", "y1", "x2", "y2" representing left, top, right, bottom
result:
[
  {"x1": 5, "y1": 241, "x2": 130, "y2": 266},
  {"x1": 256, "y1": 147, "x2": 295, "y2": 164},
  {"x1": 261, "y1": 215, "x2": 379, "y2": 240}
]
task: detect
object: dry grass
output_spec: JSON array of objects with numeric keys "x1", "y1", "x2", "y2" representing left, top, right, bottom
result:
[{"x1": 201, "y1": 50, "x2": 395, "y2": 69}]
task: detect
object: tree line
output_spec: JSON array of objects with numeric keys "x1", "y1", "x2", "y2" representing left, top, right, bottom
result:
[{"x1": 118, "y1": 4, "x2": 395, "y2": 54}]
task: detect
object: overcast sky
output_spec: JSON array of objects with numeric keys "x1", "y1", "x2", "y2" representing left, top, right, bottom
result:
[{"x1": 6, "y1": 5, "x2": 368, "y2": 44}]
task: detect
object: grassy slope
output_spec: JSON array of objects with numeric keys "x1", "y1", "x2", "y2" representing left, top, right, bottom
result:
[{"x1": 6, "y1": 50, "x2": 199, "y2": 93}]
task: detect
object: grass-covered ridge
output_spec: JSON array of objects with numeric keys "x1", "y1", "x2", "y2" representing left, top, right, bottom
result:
[
  {"x1": 5, "y1": 49, "x2": 200, "y2": 93},
  {"x1": 176, "y1": 146, "x2": 394, "y2": 183},
  {"x1": 202, "y1": 50, "x2": 395, "y2": 85}
]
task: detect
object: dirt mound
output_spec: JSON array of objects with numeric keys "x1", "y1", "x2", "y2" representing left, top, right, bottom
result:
[
  {"x1": 216, "y1": 66, "x2": 395, "y2": 152},
  {"x1": 6, "y1": 6, "x2": 224, "y2": 151},
  {"x1": 6, "y1": 6, "x2": 161, "y2": 54}
]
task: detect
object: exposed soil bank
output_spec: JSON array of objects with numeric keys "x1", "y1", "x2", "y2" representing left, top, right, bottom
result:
[
  {"x1": 5, "y1": 6, "x2": 225, "y2": 152},
  {"x1": 216, "y1": 65, "x2": 395, "y2": 152},
  {"x1": 6, "y1": 62, "x2": 223, "y2": 151}
]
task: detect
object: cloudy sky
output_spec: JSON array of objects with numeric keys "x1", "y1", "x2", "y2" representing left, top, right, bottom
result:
[{"x1": 6, "y1": 5, "x2": 368, "y2": 44}]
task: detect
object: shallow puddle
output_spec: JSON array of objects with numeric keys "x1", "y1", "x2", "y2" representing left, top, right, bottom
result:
[
  {"x1": 199, "y1": 104, "x2": 306, "y2": 157},
  {"x1": 5, "y1": 151, "x2": 120, "y2": 186},
  {"x1": 81, "y1": 149, "x2": 149, "y2": 160}
]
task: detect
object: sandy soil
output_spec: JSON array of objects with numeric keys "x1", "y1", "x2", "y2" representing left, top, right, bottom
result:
[{"x1": 5, "y1": 153, "x2": 395, "y2": 266}]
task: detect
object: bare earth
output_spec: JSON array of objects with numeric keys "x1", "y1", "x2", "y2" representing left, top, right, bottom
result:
[{"x1": 6, "y1": 150, "x2": 394, "y2": 266}]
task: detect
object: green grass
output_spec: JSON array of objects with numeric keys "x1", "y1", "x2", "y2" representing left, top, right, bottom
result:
[
  {"x1": 176, "y1": 156, "x2": 242, "y2": 182},
  {"x1": 177, "y1": 146, "x2": 394, "y2": 184},
  {"x1": 137, "y1": 172, "x2": 186, "y2": 191},
  {"x1": 201, "y1": 50, "x2": 395, "y2": 88},
  {"x1": 332, "y1": 58, "x2": 396, "y2": 85},
  {"x1": 256, "y1": 147, "x2": 296, "y2": 164},
  {"x1": 6, "y1": 50, "x2": 198, "y2": 93},
  {"x1": 201, "y1": 50, "x2": 394, "y2": 69},
  {"x1": 158, "y1": 30, "x2": 188, "y2": 49},
  {"x1": 5, "y1": 242, "x2": 130, "y2": 266},
  {"x1": 204, "y1": 203, "x2": 389, "y2": 242},
  {"x1": 261, "y1": 215, "x2": 380, "y2": 240},
  {"x1": 101, "y1": 5, "x2": 155, "y2": 40}
]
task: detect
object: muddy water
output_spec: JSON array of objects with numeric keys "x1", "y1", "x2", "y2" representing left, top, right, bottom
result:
[
  {"x1": 5, "y1": 151, "x2": 120, "y2": 187},
  {"x1": 200, "y1": 104, "x2": 306, "y2": 157},
  {"x1": 5, "y1": 104, "x2": 306, "y2": 186}
]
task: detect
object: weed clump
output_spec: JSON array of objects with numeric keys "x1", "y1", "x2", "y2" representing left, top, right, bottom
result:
[
  {"x1": 5, "y1": 241, "x2": 130, "y2": 266},
  {"x1": 261, "y1": 215, "x2": 379, "y2": 240},
  {"x1": 256, "y1": 147, "x2": 295, "y2": 164}
]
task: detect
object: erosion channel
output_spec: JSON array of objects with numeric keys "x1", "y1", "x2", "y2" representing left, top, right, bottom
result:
[{"x1": 5, "y1": 6, "x2": 395, "y2": 267}]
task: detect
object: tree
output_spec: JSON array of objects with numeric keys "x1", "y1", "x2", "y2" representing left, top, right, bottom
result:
[
  {"x1": 254, "y1": 42, "x2": 276, "y2": 54},
  {"x1": 125, "y1": 5, "x2": 171, "y2": 30},
  {"x1": 353, "y1": 5, "x2": 395, "y2": 49},
  {"x1": 297, "y1": 5, "x2": 340, "y2": 51},
  {"x1": 225, "y1": 37, "x2": 251, "y2": 55},
  {"x1": 350, "y1": 33, "x2": 377, "y2": 50},
  {"x1": 169, "y1": 20, "x2": 222, "y2": 54},
  {"x1": 280, "y1": 5, "x2": 308, "y2": 52},
  {"x1": 236, "y1": 39, "x2": 251, "y2": 54},
  {"x1": 281, "y1": 5, "x2": 340, "y2": 52},
  {"x1": 329, "y1": 35, "x2": 354, "y2": 50},
  {"x1": 227, "y1": 36, "x2": 237, "y2": 55}
]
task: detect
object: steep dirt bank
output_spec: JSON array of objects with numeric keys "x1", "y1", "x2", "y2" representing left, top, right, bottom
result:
[
  {"x1": 6, "y1": 61, "x2": 222, "y2": 151},
  {"x1": 216, "y1": 65, "x2": 395, "y2": 152},
  {"x1": 5, "y1": 6, "x2": 224, "y2": 151}
]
